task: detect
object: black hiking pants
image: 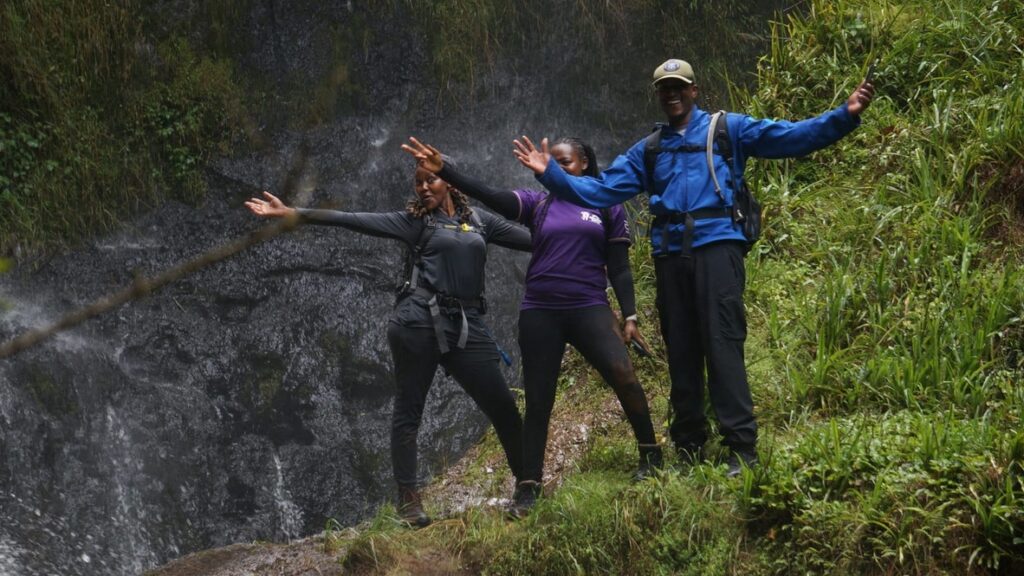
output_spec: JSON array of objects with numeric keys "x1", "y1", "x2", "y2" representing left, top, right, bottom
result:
[
  {"x1": 654, "y1": 241, "x2": 757, "y2": 452},
  {"x1": 518, "y1": 305, "x2": 657, "y2": 483},
  {"x1": 387, "y1": 320, "x2": 523, "y2": 488}
]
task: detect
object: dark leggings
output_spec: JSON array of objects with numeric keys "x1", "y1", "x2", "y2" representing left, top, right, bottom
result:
[
  {"x1": 518, "y1": 305, "x2": 657, "y2": 483},
  {"x1": 387, "y1": 321, "x2": 523, "y2": 488}
]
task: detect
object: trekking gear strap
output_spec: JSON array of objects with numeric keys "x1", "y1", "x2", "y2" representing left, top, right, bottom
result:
[
  {"x1": 654, "y1": 207, "x2": 732, "y2": 256},
  {"x1": 643, "y1": 129, "x2": 708, "y2": 195},
  {"x1": 427, "y1": 295, "x2": 450, "y2": 355},
  {"x1": 402, "y1": 214, "x2": 436, "y2": 294},
  {"x1": 706, "y1": 111, "x2": 728, "y2": 204},
  {"x1": 415, "y1": 286, "x2": 483, "y2": 355}
]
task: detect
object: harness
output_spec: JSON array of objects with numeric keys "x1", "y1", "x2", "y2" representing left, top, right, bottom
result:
[
  {"x1": 398, "y1": 211, "x2": 487, "y2": 355},
  {"x1": 643, "y1": 111, "x2": 761, "y2": 255}
]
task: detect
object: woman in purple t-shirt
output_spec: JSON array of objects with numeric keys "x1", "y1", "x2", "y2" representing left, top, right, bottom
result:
[{"x1": 403, "y1": 137, "x2": 661, "y2": 518}]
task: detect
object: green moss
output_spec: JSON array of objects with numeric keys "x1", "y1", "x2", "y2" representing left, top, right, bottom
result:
[
  {"x1": 25, "y1": 365, "x2": 78, "y2": 417},
  {"x1": 303, "y1": 19, "x2": 368, "y2": 127},
  {"x1": 0, "y1": 0, "x2": 250, "y2": 254},
  {"x1": 139, "y1": 37, "x2": 247, "y2": 199},
  {"x1": 247, "y1": 354, "x2": 286, "y2": 415}
]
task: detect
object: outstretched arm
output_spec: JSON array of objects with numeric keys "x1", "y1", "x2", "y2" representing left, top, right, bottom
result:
[
  {"x1": 514, "y1": 135, "x2": 646, "y2": 209},
  {"x1": 479, "y1": 210, "x2": 532, "y2": 252},
  {"x1": 245, "y1": 191, "x2": 417, "y2": 242},
  {"x1": 438, "y1": 166, "x2": 521, "y2": 221},
  {"x1": 245, "y1": 191, "x2": 296, "y2": 218},
  {"x1": 739, "y1": 80, "x2": 876, "y2": 159},
  {"x1": 401, "y1": 137, "x2": 522, "y2": 220}
]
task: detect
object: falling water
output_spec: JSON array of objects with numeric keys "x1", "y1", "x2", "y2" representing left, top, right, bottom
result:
[{"x1": 272, "y1": 453, "x2": 304, "y2": 540}]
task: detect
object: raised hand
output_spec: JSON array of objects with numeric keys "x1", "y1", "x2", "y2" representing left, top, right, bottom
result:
[
  {"x1": 245, "y1": 191, "x2": 295, "y2": 218},
  {"x1": 400, "y1": 137, "x2": 444, "y2": 173},
  {"x1": 513, "y1": 136, "x2": 551, "y2": 175},
  {"x1": 846, "y1": 80, "x2": 875, "y2": 116}
]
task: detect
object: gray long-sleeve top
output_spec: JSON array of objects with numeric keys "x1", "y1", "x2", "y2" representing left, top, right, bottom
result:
[{"x1": 296, "y1": 207, "x2": 531, "y2": 328}]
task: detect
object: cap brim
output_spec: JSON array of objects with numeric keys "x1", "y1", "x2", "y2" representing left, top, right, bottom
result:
[{"x1": 652, "y1": 74, "x2": 694, "y2": 87}]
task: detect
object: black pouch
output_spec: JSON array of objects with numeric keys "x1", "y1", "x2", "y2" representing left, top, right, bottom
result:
[{"x1": 731, "y1": 180, "x2": 762, "y2": 253}]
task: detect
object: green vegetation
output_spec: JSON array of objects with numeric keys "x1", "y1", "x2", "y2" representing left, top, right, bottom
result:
[
  {"x1": 247, "y1": 354, "x2": 287, "y2": 416},
  {"x1": 25, "y1": 365, "x2": 79, "y2": 417},
  {"x1": 325, "y1": 0, "x2": 1024, "y2": 573},
  {"x1": 402, "y1": 0, "x2": 784, "y2": 104},
  {"x1": 0, "y1": 0, "x2": 247, "y2": 255}
]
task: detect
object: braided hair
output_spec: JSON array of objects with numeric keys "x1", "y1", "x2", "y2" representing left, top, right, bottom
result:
[
  {"x1": 553, "y1": 137, "x2": 600, "y2": 177},
  {"x1": 405, "y1": 155, "x2": 474, "y2": 224}
]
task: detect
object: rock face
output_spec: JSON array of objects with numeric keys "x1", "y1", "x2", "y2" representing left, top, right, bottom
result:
[{"x1": 0, "y1": 1, "x2": 783, "y2": 574}]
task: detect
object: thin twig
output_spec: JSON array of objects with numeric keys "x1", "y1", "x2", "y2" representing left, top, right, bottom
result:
[{"x1": 0, "y1": 214, "x2": 300, "y2": 359}]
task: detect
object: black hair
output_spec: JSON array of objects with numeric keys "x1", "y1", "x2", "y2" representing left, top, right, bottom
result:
[
  {"x1": 406, "y1": 154, "x2": 473, "y2": 224},
  {"x1": 553, "y1": 137, "x2": 599, "y2": 177}
]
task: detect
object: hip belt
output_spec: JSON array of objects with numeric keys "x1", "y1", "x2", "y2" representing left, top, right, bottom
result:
[
  {"x1": 652, "y1": 208, "x2": 732, "y2": 256},
  {"x1": 412, "y1": 287, "x2": 486, "y2": 354}
]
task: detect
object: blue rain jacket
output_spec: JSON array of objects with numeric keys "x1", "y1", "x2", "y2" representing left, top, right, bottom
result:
[{"x1": 537, "y1": 105, "x2": 861, "y2": 254}]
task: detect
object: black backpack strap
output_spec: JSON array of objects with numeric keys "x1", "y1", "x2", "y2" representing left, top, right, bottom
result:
[
  {"x1": 705, "y1": 111, "x2": 729, "y2": 204},
  {"x1": 710, "y1": 111, "x2": 751, "y2": 226},
  {"x1": 402, "y1": 213, "x2": 435, "y2": 294},
  {"x1": 468, "y1": 209, "x2": 486, "y2": 309},
  {"x1": 644, "y1": 125, "x2": 709, "y2": 195},
  {"x1": 642, "y1": 129, "x2": 662, "y2": 194},
  {"x1": 713, "y1": 110, "x2": 733, "y2": 166}
]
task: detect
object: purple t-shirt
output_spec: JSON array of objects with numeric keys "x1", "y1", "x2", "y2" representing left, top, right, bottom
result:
[{"x1": 515, "y1": 189, "x2": 631, "y2": 310}]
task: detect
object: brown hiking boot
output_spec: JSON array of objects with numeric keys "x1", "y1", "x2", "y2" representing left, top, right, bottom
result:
[{"x1": 397, "y1": 485, "x2": 431, "y2": 528}]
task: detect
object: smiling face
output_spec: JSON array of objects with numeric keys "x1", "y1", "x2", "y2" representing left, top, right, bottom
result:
[
  {"x1": 550, "y1": 143, "x2": 589, "y2": 177},
  {"x1": 656, "y1": 79, "x2": 699, "y2": 128},
  {"x1": 414, "y1": 166, "x2": 451, "y2": 212}
]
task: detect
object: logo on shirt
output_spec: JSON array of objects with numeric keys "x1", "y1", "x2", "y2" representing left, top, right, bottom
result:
[{"x1": 580, "y1": 211, "x2": 603, "y2": 225}]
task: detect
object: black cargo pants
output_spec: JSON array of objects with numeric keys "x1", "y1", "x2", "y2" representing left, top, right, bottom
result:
[{"x1": 654, "y1": 240, "x2": 757, "y2": 452}]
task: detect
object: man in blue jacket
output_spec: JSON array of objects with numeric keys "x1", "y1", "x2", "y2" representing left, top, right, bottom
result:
[{"x1": 514, "y1": 58, "x2": 875, "y2": 476}]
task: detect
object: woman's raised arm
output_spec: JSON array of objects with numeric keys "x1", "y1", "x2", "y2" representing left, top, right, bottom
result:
[{"x1": 401, "y1": 137, "x2": 521, "y2": 221}]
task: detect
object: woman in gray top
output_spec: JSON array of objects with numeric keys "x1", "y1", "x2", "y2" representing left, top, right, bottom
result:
[{"x1": 246, "y1": 162, "x2": 530, "y2": 527}]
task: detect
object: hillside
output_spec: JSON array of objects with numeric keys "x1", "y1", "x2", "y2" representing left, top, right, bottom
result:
[{"x1": 308, "y1": 1, "x2": 1024, "y2": 574}]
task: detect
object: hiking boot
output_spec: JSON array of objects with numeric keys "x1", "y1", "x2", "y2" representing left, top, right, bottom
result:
[
  {"x1": 633, "y1": 443, "x2": 664, "y2": 482},
  {"x1": 397, "y1": 485, "x2": 431, "y2": 528},
  {"x1": 725, "y1": 449, "x2": 758, "y2": 478},
  {"x1": 675, "y1": 444, "x2": 706, "y2": 469},
  {"x1": 508, "y1": 480, "x2": 541, "y2": 520}
]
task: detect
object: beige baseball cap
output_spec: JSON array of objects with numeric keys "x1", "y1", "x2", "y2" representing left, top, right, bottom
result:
[{"x1": 652, "y1": 59, "x2": 695, "y2": 86}]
